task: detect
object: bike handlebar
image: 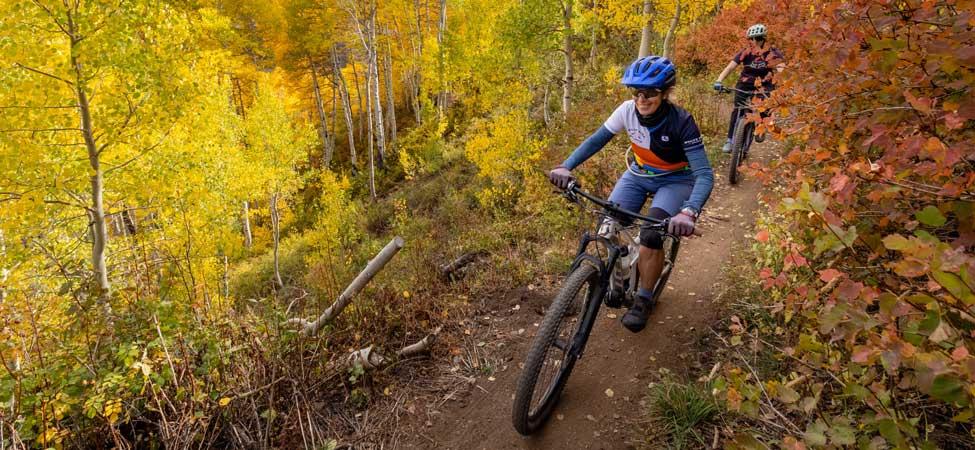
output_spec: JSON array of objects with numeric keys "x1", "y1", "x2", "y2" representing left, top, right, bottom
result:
[
  {"x1": 562, "y1": 182, "x2": 667, "y2": 228},
  {"x1": 716, "y1": 86, "x2": 758, "y2": 95}
]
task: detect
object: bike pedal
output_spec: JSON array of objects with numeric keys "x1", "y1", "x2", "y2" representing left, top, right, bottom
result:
[{"x1": 604, "y1": 290, "x2": 624, "y2": 308}]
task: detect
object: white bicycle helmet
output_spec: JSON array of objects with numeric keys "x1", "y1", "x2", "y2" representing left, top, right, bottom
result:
[{"x1": 746, "y1": 24, "x2": 767, "y2": 39}]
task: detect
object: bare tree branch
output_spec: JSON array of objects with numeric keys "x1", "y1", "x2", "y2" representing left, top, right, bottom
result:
[
  {"x1": 0, "y1": 105, "x2": 78, "y2": 109},
  {"x1": 0, "y1": 128, "x2": 80, "y2": 133},
  {"x1": 14, "y1": 62, "x2": 74, "y2": 87},
  {"x1": 29, "y1": 0, "x2": 72, "y2": 38}
]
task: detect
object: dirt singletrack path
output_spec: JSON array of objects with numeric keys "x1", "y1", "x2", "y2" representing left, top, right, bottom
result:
[{"x1": 400, "y1": 144, "x2": 774, "y2": 450}]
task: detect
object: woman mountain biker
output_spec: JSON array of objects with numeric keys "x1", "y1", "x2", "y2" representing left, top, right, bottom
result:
[
  {"x1": 712, "y1": 23, "x2": 785, "y2": 153},
  {"x1": 547, "y1": 55, "x2": 714, "y2": 333}
]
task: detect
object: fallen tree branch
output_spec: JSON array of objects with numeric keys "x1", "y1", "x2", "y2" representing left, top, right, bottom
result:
[
  {"x1": 336, "y1": 327, "x2": 443, "y2": 372},
  {"x1": 439, "y1": 251, "x2": 487, "y2": 281},
  {"x1": 396, "y1": 326, "x2": 442, "y2": 357},
  {"x1": 287, "y1": 236, "x2": 405, "y2": 336}
]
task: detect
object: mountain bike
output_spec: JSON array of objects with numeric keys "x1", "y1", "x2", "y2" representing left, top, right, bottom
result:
[
  {"x1": 511, "y1": 182, "x2": 683, "y2": 435},
  {"x1": 718, "y1": 86, "x2": 767, "y2": 185}
]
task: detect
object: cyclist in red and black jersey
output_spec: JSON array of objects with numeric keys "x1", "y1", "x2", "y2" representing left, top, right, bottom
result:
[{"x1": 712, "y1": 24, "x2": 785, "y2": 152}]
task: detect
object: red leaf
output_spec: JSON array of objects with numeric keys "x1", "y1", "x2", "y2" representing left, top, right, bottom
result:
[
  {"x1": 829, "y1": 173, "x2": 851, "y2": 193},
  {"x1": 785, "y1": 251, "x2": 809, "y2": 269},
  {"x1": 755, "y1": 230, "x2": 770, "y2": 243},
  {"x1": 904, "y1": 90, "x2": 932, "y2": 114},
  {"x1": 852, "y1": 346, "x2": 876, "y2": 363},
  {"x1": 837, "y1": 279, "x2": 864, "y2": 301},
  {"x1": 952, "y1": 346, "x2": 969, "y2": 362},
  {"x1": 819, "y1": 268, "x2": 844, "y2": 282},
  {"x1": 944, "y1": 112, "x2": 966, "y2": 130}
]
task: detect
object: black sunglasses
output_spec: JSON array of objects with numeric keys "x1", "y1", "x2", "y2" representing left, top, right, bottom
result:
[{"x1": 631, "y1": 88, "x2": 663, "y2": 99}]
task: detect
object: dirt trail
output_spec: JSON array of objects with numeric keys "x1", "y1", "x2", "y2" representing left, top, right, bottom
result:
[{"x1": 399, "y1": 145, "x2": 773, "y2": 450}]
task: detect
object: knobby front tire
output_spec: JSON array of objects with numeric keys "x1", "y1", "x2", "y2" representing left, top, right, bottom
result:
[
  {"x1": 728, "y1": 118, "x2": 750, "y2": 185},
  {"x1": 650, "y1": 235, "x2": 681, "y2": 304},
  {"x1": 511, "y1": 263, "x2": 600, "y2": 435}
]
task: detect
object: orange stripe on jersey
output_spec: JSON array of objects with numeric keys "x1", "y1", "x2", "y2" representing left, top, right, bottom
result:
[{"x1": 631, "y1": 143, "x2": 688, "y2": 171}]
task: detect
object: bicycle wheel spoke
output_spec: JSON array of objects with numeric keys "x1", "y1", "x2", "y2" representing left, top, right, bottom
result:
[{"x1": 527, "y1": 283, "x2": 590, "y2": 416}]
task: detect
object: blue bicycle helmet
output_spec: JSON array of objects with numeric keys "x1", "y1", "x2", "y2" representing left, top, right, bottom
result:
[{"x1": 621, "y1": 56, "x2": 677, "y2": 89}]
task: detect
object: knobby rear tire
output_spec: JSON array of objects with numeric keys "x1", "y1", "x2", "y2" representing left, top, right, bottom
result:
[{"x1": 511, "y1": 263, "x2": 600, "y2": 435}]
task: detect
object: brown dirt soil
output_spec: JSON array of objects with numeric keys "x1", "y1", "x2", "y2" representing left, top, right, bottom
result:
[{"x1": 394, "y1": 144, "x2": 774, "y2": 450}]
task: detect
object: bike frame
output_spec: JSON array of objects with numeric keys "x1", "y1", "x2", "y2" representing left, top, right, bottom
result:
[
  {"x1": 561, "y1": 183, "x2": 675, "y2": 361},
  {"x1": 720, "y1": 86, "x2": 769, "y2": 154}
]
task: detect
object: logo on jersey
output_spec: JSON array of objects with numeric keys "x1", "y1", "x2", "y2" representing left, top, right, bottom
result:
[
  {"x1": 626, "y1": 127, "x2": 648, "y2": 142},
  {"x1": 661, "y1": 135, "x2": 670, "y2": 142},
  {"x1": 748, "y1": 60, "x2": 768, "y2": 69}
]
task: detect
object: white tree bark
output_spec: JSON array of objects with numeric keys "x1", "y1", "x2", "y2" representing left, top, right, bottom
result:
[
  {"x1": 370, "y1": 11, "x2": 386, "y2": 168},
  {"x1": 351, "y1": 60, "x2": 365, "y2": 144},
  {"x1": 436, "y1": 0, "x2": 447, "y2": 116},
  {"x1": 349, "y1": 1, "x2": 386, "y2": 171},
  {"x1": 242, "y1": 201, "x2": 253, "y2": 248},
  {"x1": 310, "y1": 63, "x2": 334, "y2": 167},
  {"x1": 74, "y1": 43, "x2": 111, "y2": 302},
  {"x1": 662, "y1": 0, "x2": 682, "y2": 59},
  {"x1": 340, "y1": 326, "x2": 442, "y2": 371},
  {"x1": 589, "y1": 26, "x2": 598, "y2": 65},
  {"x1": 542, "y1": 84, "x2": 551, "y2": 127},
  {"x1": 270, "y1": 192, "x2": 283, "y2": 289},
  {"x1": 561, "y1": 0, "x2": 574, "y2": 115},
  {"x1": 365, "y1": 49, "x2": 377, "y2": 199},
  {"x1": 332, "y1": 49, "x2": 358, "y2": 171},
  {"x1": 410, "y1": 0, "x2": 424, "y2": 124},
  {"x1": 289, "y1": 236, "x2": 405, "y2": 336},
  {"x1": 0, "y1": 230, "x2": 7, "y2": 303},
  {"x1": 383, "y1": 39, "x2": 397, "y2": 148},
  {"x1": 638, "y1": 0, "x2": 655, "y2": 58}
]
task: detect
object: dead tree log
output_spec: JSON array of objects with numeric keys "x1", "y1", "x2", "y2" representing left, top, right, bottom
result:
[
  {"x1": 287, "y1": 236, "x2": 405, "y2": 336},
  {"x1": 342, "y1": 326, "x2": 442, "y2": 371},
  {"x1": 439, "y1": 251, "x2": 487, "y2": 281}
]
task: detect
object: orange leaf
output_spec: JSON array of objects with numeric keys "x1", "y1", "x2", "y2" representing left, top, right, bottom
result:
[{"x1": 819, "y1": 268, "x2": 843, "y2": 282}]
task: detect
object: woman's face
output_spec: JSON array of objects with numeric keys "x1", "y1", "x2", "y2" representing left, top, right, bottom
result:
[
  {"x1": 633, "y1": 88, "x2": 668, "y2": 115},
  {"x1": 749, "y1": 37, "x2": 765, "y2": 49}
]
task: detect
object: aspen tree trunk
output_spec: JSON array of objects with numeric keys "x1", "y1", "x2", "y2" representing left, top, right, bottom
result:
[
  {"x1": 406, "y1": 71, "x2": 420, "y2": 125},
  {"x1": 333, "y1": 50, "x2": 358, "y2": 171},
  {"x1": 365, "y1": 51, "x2": 377, "y2": 199},
  {"x1": 311, "y1": 63, "x2": 334, "y2": 167},
  {"x1": 662, "y1": 1, "x2": 682, "y2": 59},
  {"x1": 369, "y1": 10, "x2": 386, "y2": 169},
  {"x1": 233, "y1": 77, "x2": 247, "y2": 118},
  {"x1": 561, "y1": 0, "x2": 574, "y2": 115},
  {"x1": 383, "y1": 40, "x2": 397, "y2": 148},
  {"x1": 0, "y1": 230, "x2": 6, "y2": 303},
  {"x1": 543, "y1": 85, "x2": 551, "y2": 127},
  {"x1": 638, "y1": 0, "x2": 654, "y2": 58},
  {"x1": 351, "y1": 61, "x2": 365, "y2": 144},
  {"x1": 242, "y1": 201, "x2": 253, "y2": 248},
  {"x1": 411, "y1": 0, "x2": 424, "y2": 124},
  {"x1": 270, "y1": 192, "x2": 283, "y2": 289},
  {"x1": 73, "y1": 40, "x2": 111, "y2": 302},
  {"x1": 331, "y1": 69, "x2": 339, "y2": 151},
  {"x1": 436, "y1": 0, "x2": 447, "y2": 116},
  {"x1": 589, "y1": 27, "x2": 598, "y2": 64}
]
